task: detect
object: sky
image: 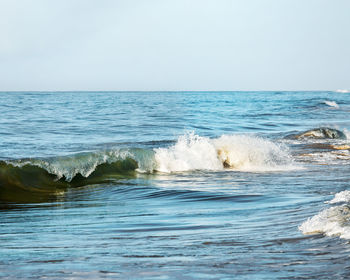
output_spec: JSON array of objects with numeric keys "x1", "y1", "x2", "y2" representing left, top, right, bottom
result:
[{"x1": 0, "y1": 0, "x2": 349, "y2": 91}]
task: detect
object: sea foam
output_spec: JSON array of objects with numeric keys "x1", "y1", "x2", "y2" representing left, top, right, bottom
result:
[
  {"x1": 154, "y1": 133, "x2": 297, "y2": 173},
  {"x1": 328, "y1": 190, "x2": 350, "y2": 204},
  {"x1": 300, "y1": 191, "x2": 350, "y2": 239},
  {"x1": 299, "y1": 205, "x2": 350, "y2": 239},
  {"x1": 323, "y1": 100, "x2": 339, "y2": 108}
]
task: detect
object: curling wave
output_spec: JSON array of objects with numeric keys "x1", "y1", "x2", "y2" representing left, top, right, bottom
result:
[{"x1": 0, "y1": 133, "x2": 297, "y2": 202}]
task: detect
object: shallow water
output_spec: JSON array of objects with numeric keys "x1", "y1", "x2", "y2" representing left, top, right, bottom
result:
[{"x1": 1, "y1": 91, "x2": 350, "y2": 279}]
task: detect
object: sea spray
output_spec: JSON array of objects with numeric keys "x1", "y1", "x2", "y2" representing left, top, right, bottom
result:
[
  {"x1": 154, "y1": 133, "x2": 222, "y2": 172},
  {"x1": 213, "y1": 134, "x2": 294, "y2": 171},
  {"x1": 154, "y1": 133, "x2": 297, "y2": 173}
]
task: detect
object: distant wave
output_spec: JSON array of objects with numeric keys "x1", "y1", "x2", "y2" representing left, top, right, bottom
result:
[
  {"x1": 0, "y1": 133, "x2": 298, "y2": 202},
  {"x1": 335, "y1": 89, "x2": 349, "y2": 93},
  {"x1": 299, "y1": 190, "x2": 350, "y2": 239},
  {"x1": 323, "y1": 100, "x2": 339, "y2": 108}
]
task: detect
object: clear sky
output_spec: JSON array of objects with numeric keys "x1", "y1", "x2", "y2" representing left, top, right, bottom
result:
[{"x1": 0, "y1": 0, "x2": 349, "y2": 91}]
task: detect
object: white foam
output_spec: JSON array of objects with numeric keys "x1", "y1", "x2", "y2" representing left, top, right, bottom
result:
[
  {"x1": 299, "y1": 205, "x2": 350, "y2": 239},
  {"x1": 154, "y1": 133, "x2": 297, "y2": 173},
  {"x1": 328, "y1": 190, "x2": 350, "y2": 204},
  {"x1": 154, "y1": 133, "x2": 222, "y2": 173},
  {"x1": 344, "y1": 129, "x2": 350, "y2": 140},
  {"x1": 323, "y1": 100, "x2": 339, "y2": 108},
  {"x1": 300, "y1": 190, "x2": 350, "y2": 239},
  {"x1": 335, "y1": 89, "x2": 349, "y2": 93},
  {"x1": 213, "y1": 134, "x2": 295, "y2": 171}
]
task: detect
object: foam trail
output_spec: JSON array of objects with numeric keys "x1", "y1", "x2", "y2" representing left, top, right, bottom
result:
[
  {"x1": 154, "y1": 133, "x2": 297, "y2": 173},
  {"x1": 323, "y1": 100, "x2": 339, "y2": 108}
]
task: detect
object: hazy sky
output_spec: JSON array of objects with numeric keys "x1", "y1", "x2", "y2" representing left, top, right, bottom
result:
[{"x1": 0, "y1": 0, "x2": 349, "y2": 91}]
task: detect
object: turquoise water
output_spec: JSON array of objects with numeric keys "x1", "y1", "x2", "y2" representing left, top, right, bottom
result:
[{"x1": 1, "y1": 91, "x2": 350, "y2": 279}]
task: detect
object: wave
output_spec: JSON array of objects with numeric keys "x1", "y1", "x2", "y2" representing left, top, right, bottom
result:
[
  {"x1": 0, "y1": 156, "x2": 139, "y2": 203},
  {"x1": 155, "y1": 133, "x2": 296, "y2": 173},
  {"x1": 287, "y1": 127, "x2": 347, "y2": 140},
  {"x1": 335, "y1": 89, "x2": 349, "y2": 93},
  {"x1": 299, "y1": 191, "x2": 350, "y2": 239},
  {"x1": 323, "y1": 100, "x2": 339, "y2": 108},
  {"x1": 285, "y1": 127, "x2": 350, "y2": 164},
  {"x1": 0, "y1": 133, "x2": 297, "y2": 202},
  {"x1": 328, "y1": 190, "x2": 350, "y2": 204}
]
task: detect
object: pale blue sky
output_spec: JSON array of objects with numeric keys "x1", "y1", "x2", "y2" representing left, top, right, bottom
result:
[{"x1": 0, "y1": 0, "x2": 349, "y2": 91}]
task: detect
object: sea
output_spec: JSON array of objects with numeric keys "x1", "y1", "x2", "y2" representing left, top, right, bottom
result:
[{"x1": 1, "y1": 91, "x2": 350, "y2": 279}]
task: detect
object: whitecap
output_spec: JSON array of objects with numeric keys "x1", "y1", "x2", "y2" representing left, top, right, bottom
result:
[
  {"x1": 299, "y1": 205, "x2": 350, "y2": 239},
  {"x1": 335, "y1": 89, "x2": 349, "y2": 93},
  {"x1": 154, "y1": 132, "x2": 298, "y2": 173},
  {"x1": 328, "y1": 190, "x2": 350, "y2": 204},
  {"x1": 300, "y1": 191, "x2": 350, "y2": 239},
  {"x1": 323, "y1": 100, "x2": 339, "y2": 108}
]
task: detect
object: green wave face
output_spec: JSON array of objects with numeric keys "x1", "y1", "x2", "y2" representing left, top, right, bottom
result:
[{"x1": 0, "y1": 150, "x2": 143, "y2": 203}]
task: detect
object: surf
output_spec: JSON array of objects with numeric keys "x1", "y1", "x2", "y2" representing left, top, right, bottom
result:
[
  {"x1": 0, "y1": 133, "x2": 298, "y2": 202},
  {"x1": 155, "y1": 133, "x2": 296, "y2": 173},
  {"x1": 299, "y1": 190, "x2": 350, "y2": 239}
]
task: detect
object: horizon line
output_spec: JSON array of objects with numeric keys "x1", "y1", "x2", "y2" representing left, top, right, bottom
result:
[{"x1": 0, "y1": 89, "x2": 345, "y2": 93}]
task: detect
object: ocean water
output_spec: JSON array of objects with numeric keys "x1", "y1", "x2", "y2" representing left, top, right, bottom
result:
[{"x1": 1, "y1": 91, "x2": 350, "y2": 279}]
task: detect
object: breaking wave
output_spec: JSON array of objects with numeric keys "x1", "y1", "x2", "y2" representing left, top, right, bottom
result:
[
  {"x1": 299, "y1": 191, "x2": 350, "y2": 239},
  {"x1": 323, "y1": 100, "x2": 339, "y2": 108},
  {"x1": 0, "y1": 133, "x2": 298, "y2": 202},
  {"x1": 155, "y1": 133, "x2": 296, "y2": 173}
]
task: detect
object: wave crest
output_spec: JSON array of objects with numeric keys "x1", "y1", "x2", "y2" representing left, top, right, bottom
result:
[
  {"x1": 8, "y1": 149, "x2": 136, "y2": 182},
  {"x1": 1, "y1": 133, "x2": 299, "y2": 203},
  {"x1": 154, "y1": 133, "x2": 297, "y2": 173},
  {"x1": 323, "y1": 100, "x2": 339, "y2": 108},
  {"x1": 299, "y1": 191, "x2": 350, "y2": 239},
  {"x1": 299, "y1": 205, "x2": 350, "y2": 239}
]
